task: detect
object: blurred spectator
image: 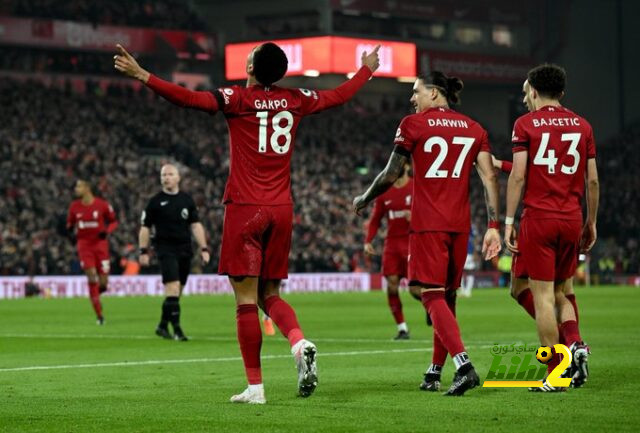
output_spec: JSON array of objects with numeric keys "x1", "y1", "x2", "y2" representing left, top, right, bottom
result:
[{"x1": 8, "y1": 0, "x2": 208, "y2": 31}]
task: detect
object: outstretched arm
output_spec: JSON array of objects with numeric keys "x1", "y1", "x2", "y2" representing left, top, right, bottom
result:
[
  {"x1": 353, "y1": 148, "x2": 408, "y2": 215},
  {"x1": 491, "y1": 154, "x2": 512, "y2": 173},
  {"x1": 114, "y1": 44, "x2": 219, "y2": 113},
  {"x1": 303, "y1": 46, "x2": 380, "y2": 114}
]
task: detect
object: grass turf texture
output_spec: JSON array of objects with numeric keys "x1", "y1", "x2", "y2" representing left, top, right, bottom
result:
[{"x1": 1, "y1": 286, "x2": 638, "y2": 432}]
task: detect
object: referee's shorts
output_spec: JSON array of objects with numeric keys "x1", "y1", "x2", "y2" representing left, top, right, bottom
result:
[{"x1": 156, "y1": 244, "x2": 192, "y2": 286}]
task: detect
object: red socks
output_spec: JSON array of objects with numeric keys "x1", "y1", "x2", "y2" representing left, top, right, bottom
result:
[
  {"x1": 88, "y1": 282, "x2": 103, "y2": 318},
  {"x1": 516, "y1": 289, "x2": 536, "y2": 319},
  {"x1": 559, "y1": 320, "x2": 582, "y2": 347},
  {"x1": 387, "y1": 293, "x2": 405, "y2": 325},
  {"x1": 236, "y1": 304, "x2": 263, "y2": 384},
  {"x1": 432, "y1": 332, "x2": 448, "y2": 366},
  {"x1": 264, "y1": 296, "x2": 304, "y2": 346},
  {"x1": 421, "y1": 291, "x2": 465, "y2": 356},
  {"x1": 565, "y1": 294, "x2": 579, "y2": 323}
]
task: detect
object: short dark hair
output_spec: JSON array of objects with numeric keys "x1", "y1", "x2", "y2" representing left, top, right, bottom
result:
[
  {"x1": 419, "y1": 71, "x2": 464, "y2": 105},
  {"x1": 76, "y1": 179, "x2": 92, "y2": 191},
  {"x1": 252, "y1": 42, "x2": 288, "y2": 86},
  {"x1": 527, "y1": 64, "x2": 566, "y2": 99}
]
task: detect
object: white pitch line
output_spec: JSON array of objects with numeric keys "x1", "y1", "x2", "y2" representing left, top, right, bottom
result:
[
  {"x1": 0, "y1": 333, "x2": 437, "y2": 344},
  {"x1": 0, "y1": 347, "x2": 429, "y2": 373},
  {"x1": 0, "y1": 344, "x2": 496, "y2": 373}
]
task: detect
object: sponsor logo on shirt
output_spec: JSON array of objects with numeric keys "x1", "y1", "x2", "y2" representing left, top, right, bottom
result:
[
  {"x1": 388, "y1": 210, "x2": 408, "y2": 220},
  {"x1": 78, "y1": 221, "x2": 99, "y2": 229},
  {"x1": 384, "y1": 200, "x2": 392, "y2": 205},
  {"x1": 160, "y1": 201, "x2": 169, "y2": 206},
  {"x1": 299, "y1": 88, "x2": 318, "y2": 100}
]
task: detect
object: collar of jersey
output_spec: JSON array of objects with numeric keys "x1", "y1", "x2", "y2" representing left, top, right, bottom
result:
[
  {"x1": 537, "y1": 105, "x2": 566, "y2": 112},
  {"x1": 424, "y1": 106, "x2": 452, "y2": 114}
]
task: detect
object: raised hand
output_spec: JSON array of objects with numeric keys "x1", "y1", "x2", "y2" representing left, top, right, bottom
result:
[
  {"x1": 114, "y1": 44, "x2": 150, "y2": 82},
  {"x1": 361, "y1": 45, "x2": 381, "y2": 73}
]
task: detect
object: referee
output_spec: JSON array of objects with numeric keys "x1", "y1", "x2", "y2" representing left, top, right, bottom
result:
[{"x1": 139, "y1": 164, "x2": 210, "y2": 341}]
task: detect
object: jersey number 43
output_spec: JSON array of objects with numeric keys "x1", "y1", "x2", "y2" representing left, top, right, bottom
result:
[{"x1": 533, "y1": 132, "x2": 581, "y2": 175}]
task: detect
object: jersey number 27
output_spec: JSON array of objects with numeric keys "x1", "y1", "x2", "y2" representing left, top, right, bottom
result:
[{"x1": 423, "y1": 136, "x2": 475, "y2": 178}]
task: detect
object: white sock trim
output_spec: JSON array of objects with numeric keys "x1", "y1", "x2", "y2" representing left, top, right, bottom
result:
[
  {"x1": 453, "y1": 352, "x2": 470, "y2": 370},
  {"x1": 397, "y1": 322, "x2": 408, "y2": 332},
  {"x1": 248, "y1": 384, "x2": 264, "y2": 393}
]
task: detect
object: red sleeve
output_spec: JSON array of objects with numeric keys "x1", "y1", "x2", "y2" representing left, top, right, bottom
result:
[
  {"x1": 104, "y1": 201, "x2": 118, "y2": 234},
  {"x1": 511, "y1": 117, "x2": 529, "y2": 153},
  {"x1": 299, "y1": 66, "x2": 373, "y2": 115},
  {"x1": 586, "y1": 126, "x2": 596, "y2": 158},
  {"x1": 393, "y1": 115, "x2": 418, "y2": 154},
  {"x1": 146, "y1": 74, "x2": 219, "y2": 113},
  {"x1": 365, "y1": 198, "x2": 385, "y2": 243},
  {"x1": 500, "y1": 160, "x2": 513, "y2": 173},
  {"x1": 479, "y1": 129, "x2": 491, "y2": 153}
]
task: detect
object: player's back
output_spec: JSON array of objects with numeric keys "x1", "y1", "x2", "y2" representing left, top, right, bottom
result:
[
  {"x1": 512, "y1": 106, "x2": 595, "y2": 219},
  {"x1": 395, "y1": 107, "x2": 490, "y2": 233},
  {"x1": 217, "y1": 84, "x2": 321, "y2": 206}
]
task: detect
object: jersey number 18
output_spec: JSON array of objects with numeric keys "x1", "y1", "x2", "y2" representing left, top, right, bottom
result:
[{"x1": 256, "y1": 111, "x2": 293, "y2": 154}]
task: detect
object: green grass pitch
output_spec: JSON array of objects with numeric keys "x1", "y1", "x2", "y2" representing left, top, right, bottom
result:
[{"x1": 1, "y1": 286, "x2": 639, "y2": 432}]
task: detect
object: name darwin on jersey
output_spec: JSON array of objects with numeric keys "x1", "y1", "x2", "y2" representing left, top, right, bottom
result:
[
  {"x1": 532, "y1": 117, "x2": 581, "y2": 127},
  {"x1": 427, "y1": 118, "x2": 469, "y2": 128}
]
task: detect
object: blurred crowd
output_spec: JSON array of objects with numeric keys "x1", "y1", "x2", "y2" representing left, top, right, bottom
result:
[
  {"x1": 5, "y1": 0, "x2": 207, "y2": 30},
  {"x1": 0, "y1": 78, "x2": 637, "y2": 277}
]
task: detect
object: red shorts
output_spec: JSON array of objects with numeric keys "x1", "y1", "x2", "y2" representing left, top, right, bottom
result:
[
  {"x1": 218, "y1": 204, "x2": 293, "y2": 279},
  {"x1": 77, "y1": 243, "x2": 110, "y2": 274},
  {"x1": 519, "y1": 217, "x2": 581, "y2": 281},
  {"x1": 408, "y1": 231, "x2": 468, "y2": 289},
  {"x1": 382, "y1": 236, "x2": 408, "y2": 277}
]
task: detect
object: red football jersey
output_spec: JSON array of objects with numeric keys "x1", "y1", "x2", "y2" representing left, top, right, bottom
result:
[
  {"x1": 216, "y1": 66, "x2": 373, "y2": 205},
  {"x1": 366, "y1": 181, "x2": 412, "y2": 242},
  {"x1": 512, "y1": 105, "x2": 595, "y2": 219},
  {"x1": 67, "y1": 198, "x2": 117, "y2": 245},
  {"x1": 394, "y1": 107, "x2": 491, "y2": 233}
]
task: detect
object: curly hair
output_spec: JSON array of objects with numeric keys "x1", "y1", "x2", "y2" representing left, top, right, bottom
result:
[{"x1": 527, "y1": 64, "x2": 566, "y2": 99}]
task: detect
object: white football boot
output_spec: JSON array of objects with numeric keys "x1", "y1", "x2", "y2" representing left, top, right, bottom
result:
[
  {"x1": 229, "y1": 385, "x2": 266, "y2": 404},
  {"x1": 292, "y1": 339, "x2": 318, "y2": 397}
]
